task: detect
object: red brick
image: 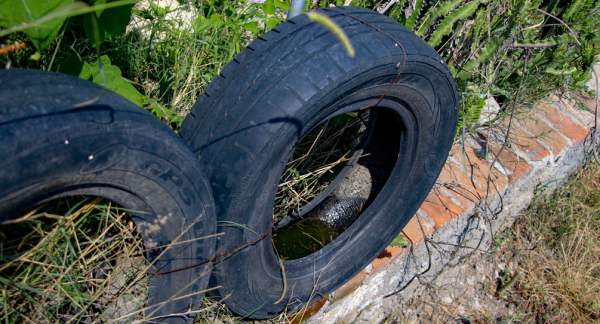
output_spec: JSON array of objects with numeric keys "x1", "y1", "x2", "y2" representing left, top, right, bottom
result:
[
  {"x1": 330, "y1": 270, "x2": 367, "y2": 304},
  {"x1": 488, "y1": 142, "x2": 532, "y2": 183},
  {"x1": 515, "y1": 114, "x2": 570, "y2": 155},
  {"x1": 440, "y1": 184, "x2": 478, "y2": 211},
  {"x1": 420, "y1": 190, "x2": 463, "y2": 229},
  {"x1": 370, "y1": 246, "x2": 403, "y2": 275},
  {"x1": 448, "y1": 154, "x2": 476, "y2": 186},
  {"x1": 537, "y1": 101, "x2": 589, "y2": 145},
  {"x1": 437, "y1": 162, "x2": 461, "y2": 183},
  {"x1": 460, "y1": 144, "x2": 509, "y2": 196},
  {"x1": 441, "y1": 161, "x2": 478, "y2": 195},
  {"x1": 435, "y1": 160, "x2": 479, "y2": 208},
  {"x1": 401, "y1": 214, "x2": 435, "y2": 243},
  {"x1": 473, "y1": 168, "x2": 509, "y2": 196},
  {"x1": 289, "y1": 296, "x2": 329, "y2": 324},
  {"x1": 506, "y1": 122, "x2": 550, "y2": 161},
  {"x1": 551, "y1": 94, "x2": 596, "y2": 127},
  {"x1": 437, "y1": 160, "x2": 473, "y2": 202}
]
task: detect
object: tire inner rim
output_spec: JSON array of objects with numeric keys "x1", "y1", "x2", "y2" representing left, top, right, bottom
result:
[{"x1": 272, "y1": 106, "x2": 401, "y2": 260}]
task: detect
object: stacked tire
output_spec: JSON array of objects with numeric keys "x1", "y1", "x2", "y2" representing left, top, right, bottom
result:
[
  {"x1": 0, "y1": 6, "x2": 458, "y2": 322},
  {"x1": 0, "y1": 70, "x2": 216, "y2": 323},
  {"x1": 179, "y1": 6, "x2": 458, "y2": 319}
]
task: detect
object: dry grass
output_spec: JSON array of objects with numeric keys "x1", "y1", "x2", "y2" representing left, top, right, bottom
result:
[
  {"x1": 502, "y1": 160, "x2": 600, "y2": 322},
  {"x1": 0, "y1": 197, "x2": 147, "y2": 323},
  {"x1": 273, "y1": 110, "x2": 370, "y2": 223}
]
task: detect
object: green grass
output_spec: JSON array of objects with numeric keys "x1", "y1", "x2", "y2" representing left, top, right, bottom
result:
[{"x1": 0, "y1": 0, "x2": 287, "y2": 128}]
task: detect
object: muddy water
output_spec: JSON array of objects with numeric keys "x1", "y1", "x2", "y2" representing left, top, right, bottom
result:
[{"x1": 272, "y1": 218, "x2": 339, "y2": 260}]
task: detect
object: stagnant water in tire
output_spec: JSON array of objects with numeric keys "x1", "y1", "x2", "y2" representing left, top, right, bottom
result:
[
  {"x1": 0, "y1": 197, "x2": 148, "y2": 323},
  {"x1": 272, "y1": 109, "x2": 371, "y2": 260}
]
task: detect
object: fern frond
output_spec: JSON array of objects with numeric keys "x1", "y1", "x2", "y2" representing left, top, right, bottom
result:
[
  {"x1": 416, "y1": 0, "x2": 466, "y2": 36},
  {"x1": 427, "y1": 0, "x2": 479, "y2": 48},
  {"x1": 456, "y1": 36, "x2": 504, "y2": 80},
  {"x1": 470, "y1": 8, "x2": 487, "y2": 52},
  {"x1": 528, "y1": 0, "x2": 543, "y2": 11},
  {"x1": 490, "y1": 85, "x2": 511, "y2": 98},
  {"x1": 405, "y1": 0, "x2": 424, "y2": 31},
  {"x1": 545, "y1": 0, "x2": 561, "y2": 14},
  {"x1": 563, "y1": 0, "x2": 586, "y2": 22},
  {"x1": 389, "y1": 0, "x2": 408, "y2": 21},
  {"x1": 518, "y1": 34, "x2": 578, "y2": 46},
  {"x1": 544, "y1": 66, "x2": 577, "y2": 75},
  {"x1": 477, "y1": 35, "x2": 504, "y2": 62}
]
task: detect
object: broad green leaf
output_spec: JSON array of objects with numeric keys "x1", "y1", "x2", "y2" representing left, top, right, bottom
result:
[
  {"x1": 0, "y1": 0, "x2": 136, "y2": 38},
  {"x1": 274, "y1": 0, "x2": 290, "y2": 10},
  {"x1": 143, "y1": 98, "x2": 171, "y2": 118},
  {"x1": 83, "y1": 13, "x2": 103, "y2": 45},
  {"x1": 243, "y1": 21, "x2": 260, "y2": 33},
  {"x1": 80, "y1": 61, "x2": 92, "y2": 79},
  {"x1": 390, "y1": 234, "x2": 408, "y2": 248},
  {"x1": 83, "y1": 0, "x2": 132, "y2": 45},
  {"x1": 89, "y1": 55, "x2": 144, "y2": 106},
  {"x1": 264, "y1": 18, "x2": 278, "y2": 29},
  {"x1": 0, "y1": 0, "x2": 74, "y2": 50},
  {"x1": 97, "y1": 0, "x2": 131, "y2": 36},
  {"x1": 263, "y1": 0, "x2": 276, "y2": 15},
  {"x1": 30, "y1": 51, "x2": 42, "y2": 60},
  {"x1": 57, "y1": 54, "x2": 85, "y2": 76},
  {"x1": 93, "y1": 0, "x2": 107, "y2": 16},
  {"x1": 194, "y1": 14, "x2": 224, "y2": 32},
  {"x1": 57, "y1": 54, "x2": 92, "y2": 79}
]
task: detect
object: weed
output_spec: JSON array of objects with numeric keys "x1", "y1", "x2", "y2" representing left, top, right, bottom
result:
[
  {"x1": 0, "y1": 197, "x2": 148, "y2": 322},
  {"x1": 1, "y1": 0, "x2": 599, "y2": 321},
  {"x1": 273, "y1": 109, "x2": 370, "y2": 222},
  {"x1": 502, "y1": 160, "x2": 600, "y2": 322},
  {"x1": 398, "y1": 160, "x2": 600, "y2": 323}
]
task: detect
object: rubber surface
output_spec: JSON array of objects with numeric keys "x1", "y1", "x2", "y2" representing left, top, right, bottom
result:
[
  {"x1": 180, "y1": 6, "x2": 459, "y2": 318},
  {"x1": 0, "y1": 69, "x2": 216, "y2": 323}
]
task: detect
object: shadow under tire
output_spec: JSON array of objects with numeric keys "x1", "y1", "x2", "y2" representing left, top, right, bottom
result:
[
  {"x1": 179, "y1": 6, "x2": 459, "y2": 319},
  {"x1": 0, "y1": 70, "x2": 216, "y2": 323}
]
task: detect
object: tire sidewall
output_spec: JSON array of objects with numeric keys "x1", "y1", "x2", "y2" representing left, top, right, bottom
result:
[
  {"x1": 0, "y1": 82, "x2": 216, "y2": 322},
  {"x1": 212, "y1": 59, "x2": 458, "y2": 316}
]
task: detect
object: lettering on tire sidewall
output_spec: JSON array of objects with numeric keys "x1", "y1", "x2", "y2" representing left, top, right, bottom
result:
[
  {"x1": 141, "y1": 161, "x2": 196, "y2": 207},
  {"x1": 140, "y1": 160, "x2": 206, "y2": 258}
]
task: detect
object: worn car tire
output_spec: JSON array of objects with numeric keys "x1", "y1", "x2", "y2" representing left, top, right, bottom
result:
[
  {"x1": 179, "y1": 6, "x2": 459, "y2": 319},
  {"x1": 0, "y1": 69, "x2": 216, "y2": 323}
]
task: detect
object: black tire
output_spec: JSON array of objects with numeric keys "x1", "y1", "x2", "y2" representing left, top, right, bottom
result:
[
  {"x1": 179, "y1": 6, "x2": 458, "y2": 318},
  {"x1": 0, "y1": 69, "x2": 216, "y2": 323}
]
